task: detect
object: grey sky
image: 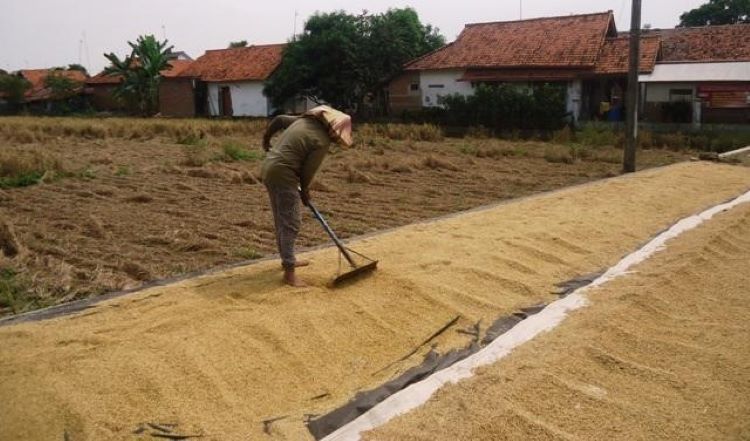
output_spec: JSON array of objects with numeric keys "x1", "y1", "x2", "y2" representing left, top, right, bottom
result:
[{"x1": 1, "y1": 0, "x2": 706, "y2": 73}]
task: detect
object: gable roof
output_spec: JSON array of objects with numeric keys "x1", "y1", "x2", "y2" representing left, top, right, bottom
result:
[
  {"x1": 86, "y1": 59, "x2": 195, "y2": 85},
  {"x1": 179, "y1": 44, "x2": 286, "y2": 82},
  {"x1": 654, "y1": 24, "x2": 750, "y2": 63},
  {"x1": 160, "y1": 59, "x2": 195, "y2": 78},
  {"x1": 406, "y1": 12, "x2": 616, "y2": 71},
  {"x1": 19, "y1": 69, "x2": 87, "y2": 101},
  {"x1": 594, "y1": 35, "x2": 661, "y2": 74}
]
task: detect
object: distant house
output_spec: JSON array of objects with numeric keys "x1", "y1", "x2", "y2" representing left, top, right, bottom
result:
[
  {"x1": 86, "y1": 57, "x2": 194, "y2": 113},
  {"x1": 389, "y1": 12, "x2": 660, "y2": 123},
  {"x1": 12, "y1": 69, "x2": 88, "y2": 112},
  {"x1": 639, "y1": 24, "x2": 750, "y2": 125},
  {"x1": 175, "y1": 44, "x2": 285, "y2": 117}
]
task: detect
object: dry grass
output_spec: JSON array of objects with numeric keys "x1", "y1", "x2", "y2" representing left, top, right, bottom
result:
[
  {"x1": 0, "y1": 117, "x2": 267, "y2": 144},
  {"x1": 357, "y1": 123, "x2": 444, "y2": 144},
  {"x1": 0, "y1": 150, "x2": 65, "y2": 188}
]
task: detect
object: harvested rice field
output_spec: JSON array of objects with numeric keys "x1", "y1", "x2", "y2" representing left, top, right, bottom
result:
[
  {"x1": 0, "y1": 161, "x2": 748, "y2": 440},
  {"x1": 0, "y1": 117, "x2": 692, "y2": 314}
]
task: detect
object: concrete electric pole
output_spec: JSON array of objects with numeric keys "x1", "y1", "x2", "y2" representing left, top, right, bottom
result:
[{"x1": 623, "y1": 0, "x2": 642, "y2": 173}]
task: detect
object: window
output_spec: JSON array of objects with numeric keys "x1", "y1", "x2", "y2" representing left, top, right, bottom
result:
[
  {"x1": 409, "y1": 82, "x2": 419, "y2": 92},
  {"x1": 669, "y1": 89, "x2": 693, "y2": 102},
  {"x1": 428, "y1": 84, "x2": 445, "y2": 89}
]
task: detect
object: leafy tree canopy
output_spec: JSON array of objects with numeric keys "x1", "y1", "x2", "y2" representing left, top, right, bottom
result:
[
  {"x1": 0, "y1": 74, "x2": 31, "y2": 107},
  {"x1": 679, "y1": 0, "x2": 750, "y2": 26},
  {"x1": 264, "y1": 7, "x2": 445, "y2": 112},
  {"x1": 228, "y1": 40, "x2": 248, "y2": 48},
  {"x1": 103, "y1": 35, "x2": 173, "y2": 115},
  {"x1": 44, "y1": 72, "x2": 82, "y2": 100},
  {"x1": 67, "y1": 64, "x2": 89, "y2": 75}
]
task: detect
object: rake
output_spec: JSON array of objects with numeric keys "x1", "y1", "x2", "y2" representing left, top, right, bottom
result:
[{"x1": 305, "y1": 200, "x2": 378, "y2": 287}]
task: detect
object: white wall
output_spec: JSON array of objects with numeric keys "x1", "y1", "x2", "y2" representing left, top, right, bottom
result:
[
  {"x1": 419, "y1": 70, "x2": 474, "y2": 107},
  {"x1": 207, "y1": 81, "x2": 269, "y2": 117},
  {"x1": 644, "y1": 83, "x2": 696, "y2": 103}
]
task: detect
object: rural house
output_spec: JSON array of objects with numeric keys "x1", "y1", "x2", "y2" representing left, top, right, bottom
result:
[
  {"x1": 175, "y1": 44, "x2": 286, "y2": 117},
  {"x1": 388, "y1": 11, "x2": 659, "y2": 124},
  {"x1": 86, "y1": 57, "x2": 194, "y2": 113},
  {"x1": 639, "y1": 24, "x2": 750, "y2": 125},
  {"x1": 14, "y1": 68, "x2": 88, "y2": 111}
]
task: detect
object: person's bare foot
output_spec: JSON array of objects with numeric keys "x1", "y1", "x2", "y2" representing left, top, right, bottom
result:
[
  {"x1": 281, "y1": 260, "x2": 310, "y2": 269},
  {"x1": 283, "y1": 269, "x2": 307, "y2": 287}
]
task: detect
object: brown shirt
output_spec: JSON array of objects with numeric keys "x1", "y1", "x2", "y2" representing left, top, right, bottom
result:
[{"x1": 261, "y1": 116, "x2": 331, "y2": 190}]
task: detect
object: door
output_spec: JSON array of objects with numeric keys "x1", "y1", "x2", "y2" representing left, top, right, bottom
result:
[{"x1": 220, "y1": 86, "x2": 233, "y2": 117}]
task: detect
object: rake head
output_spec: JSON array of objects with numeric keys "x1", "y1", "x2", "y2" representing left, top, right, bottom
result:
[{"x1": 329, "y1": 260, "x2": 378, "y2": 288}]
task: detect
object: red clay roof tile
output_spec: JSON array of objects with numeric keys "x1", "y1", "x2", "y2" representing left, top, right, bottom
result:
[
  {"x1": 86, "y1": 60, "x2": 195, "y2": 85},
  {"x1": 654, "y1": 24, "x2": 750, "y2": 62},
  {"x1": 179, "y1": 44, "x2": 286, "y2": 82},
  {"x1": 160, "y1": 60, "x2": 194, "y2": 78},
  {"x1": 593, "y1": 35, "x2": 660, "y2": 74},
  {"x1": 19, "y1": 69, "x2": 87, "y2": 101},
  {"x1": 406, "y1": 12, "x2": 616, "y2": 71}
]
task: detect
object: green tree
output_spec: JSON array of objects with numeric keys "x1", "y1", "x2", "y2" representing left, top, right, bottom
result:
[
  {"x1": 228, "y1": 40, "x2": 248, "y2": 48},
  {"x1": 264, "y1": 8, "x2": 444, "y2": 113},
  {"x1": 67, "y1": 64, "x2": 89, "y2": 76},
  {"x1": 104, "y1": 35, "x2": 174, "y2": 115},
  {"x1": 679, "y1": 0, "x2": 750, "y2": 26},
  {"x1": 44, "y1": 72, "x2": 82, "y2": 100},
  {"x1": 0, "y1": 74, "x2": 31, "y2": 110}
]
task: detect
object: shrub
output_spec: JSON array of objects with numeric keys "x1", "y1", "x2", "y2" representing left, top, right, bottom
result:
[
  {"x1": 466, "y1": 126, "x2": 493, "y2": 139},
  {"x1": 0, "y1": 268, "x2": 40, "y2": 314},
  {"x1": 221, "y1": 142, "x2": 262, "y2": 162},
  {"x1": 578, "y1": 124, "x2": 622, "y2": 148},
  {"x1": 552, "y1": 126, "x2": 575, "y2": 144},
  {"x1": 441, "y1": 83, "x2": 568, "y2": 133},
  {"x1": 0, "y1": 151, "x2": 64, "y2": 188},
  {"x1": 235, "y1": 247, "x2": 263, "y2": 260},
  {"x1": 654, "y1": 132, "x2": 687, "y2": 150}
]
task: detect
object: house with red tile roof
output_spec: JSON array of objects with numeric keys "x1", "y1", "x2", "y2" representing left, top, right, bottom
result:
[
  {"x1": 86, "y1": 58, "x2": 194, "y2": 113},
  {"x1": 389, "y1": 11, "x2": 658, "y2": 123},
  {"x1": 390, "y1": 11, "x2": 750, "y2": 125},
  {"x1": 18, "y1": 68, "x2": 87, "y2": 102},
  {"x1": 1, "y1": 68, "x2": 89, "y2": 113},
  {"x1": 639, "y1": 24, "x2": 750, "y2": 125},
  {"x1": 175, "y1": 44, "x2": 286, "y2": 117}
]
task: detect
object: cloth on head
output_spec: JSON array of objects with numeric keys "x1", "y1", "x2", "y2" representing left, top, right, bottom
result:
[{"x1": 304, "y1": 105, "x2": 353, "y2": 147}]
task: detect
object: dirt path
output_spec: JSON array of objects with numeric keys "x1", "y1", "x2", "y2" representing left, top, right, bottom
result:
[
  {"x1": 0, "y1": 162, "x2": 748, "y2": 440},
  {"x1": 365, "y1": 192, "x2": 750, "y2": 441}
]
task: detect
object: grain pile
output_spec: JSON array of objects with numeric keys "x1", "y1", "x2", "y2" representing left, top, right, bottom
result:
[
  {"x1": 365, "y1": 198, "x2": 750, "y2": 441},
  {"x1": 0, "y1": 162, "x2": 748, "y2": 440}
]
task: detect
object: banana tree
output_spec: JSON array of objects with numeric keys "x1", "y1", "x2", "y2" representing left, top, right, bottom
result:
[{"x1": 104, "y1": 35, "x2": 174, "y2": 115}]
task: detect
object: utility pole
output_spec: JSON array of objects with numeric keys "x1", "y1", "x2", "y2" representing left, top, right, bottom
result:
[
  {"x1": 623, "y1": 0, "x2": 642, "y2": 173},
  {"x1": 293, "y1": 10, "x2": 299, "y2": 41}
]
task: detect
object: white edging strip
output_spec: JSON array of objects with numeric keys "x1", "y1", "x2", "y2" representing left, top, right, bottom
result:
[
  {"x1": 323, "y1": 189, "x2": 750, "y2": 441},
  {"x1": 719, "y1": 145, "x2": 750, "y2": 158}
]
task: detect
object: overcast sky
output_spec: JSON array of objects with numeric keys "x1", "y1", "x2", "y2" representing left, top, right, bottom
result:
[{"x1": 1, "y1": 0, "x2": 706, "y2": 73}]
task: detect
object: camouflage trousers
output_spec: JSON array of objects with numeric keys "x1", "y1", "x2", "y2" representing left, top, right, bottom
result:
[{"x1": 265, "y1": 184, "x2": 300, "y2": 270}]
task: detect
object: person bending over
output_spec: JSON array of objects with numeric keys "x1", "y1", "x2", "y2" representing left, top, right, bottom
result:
[{"x1": 261, "y1": 105, "x2": 353, "y2": 287}]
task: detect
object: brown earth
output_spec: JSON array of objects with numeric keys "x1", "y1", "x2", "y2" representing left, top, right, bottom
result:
[
  {"x1": 366, "y1": 194, "x2": 750, "y2": 441},
  {"x1": 0, "y1": 162, "x2": 747, "y2": 440},
  {"x1": 0, "y1": 129, "x2": 690, "y2": 314}
]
